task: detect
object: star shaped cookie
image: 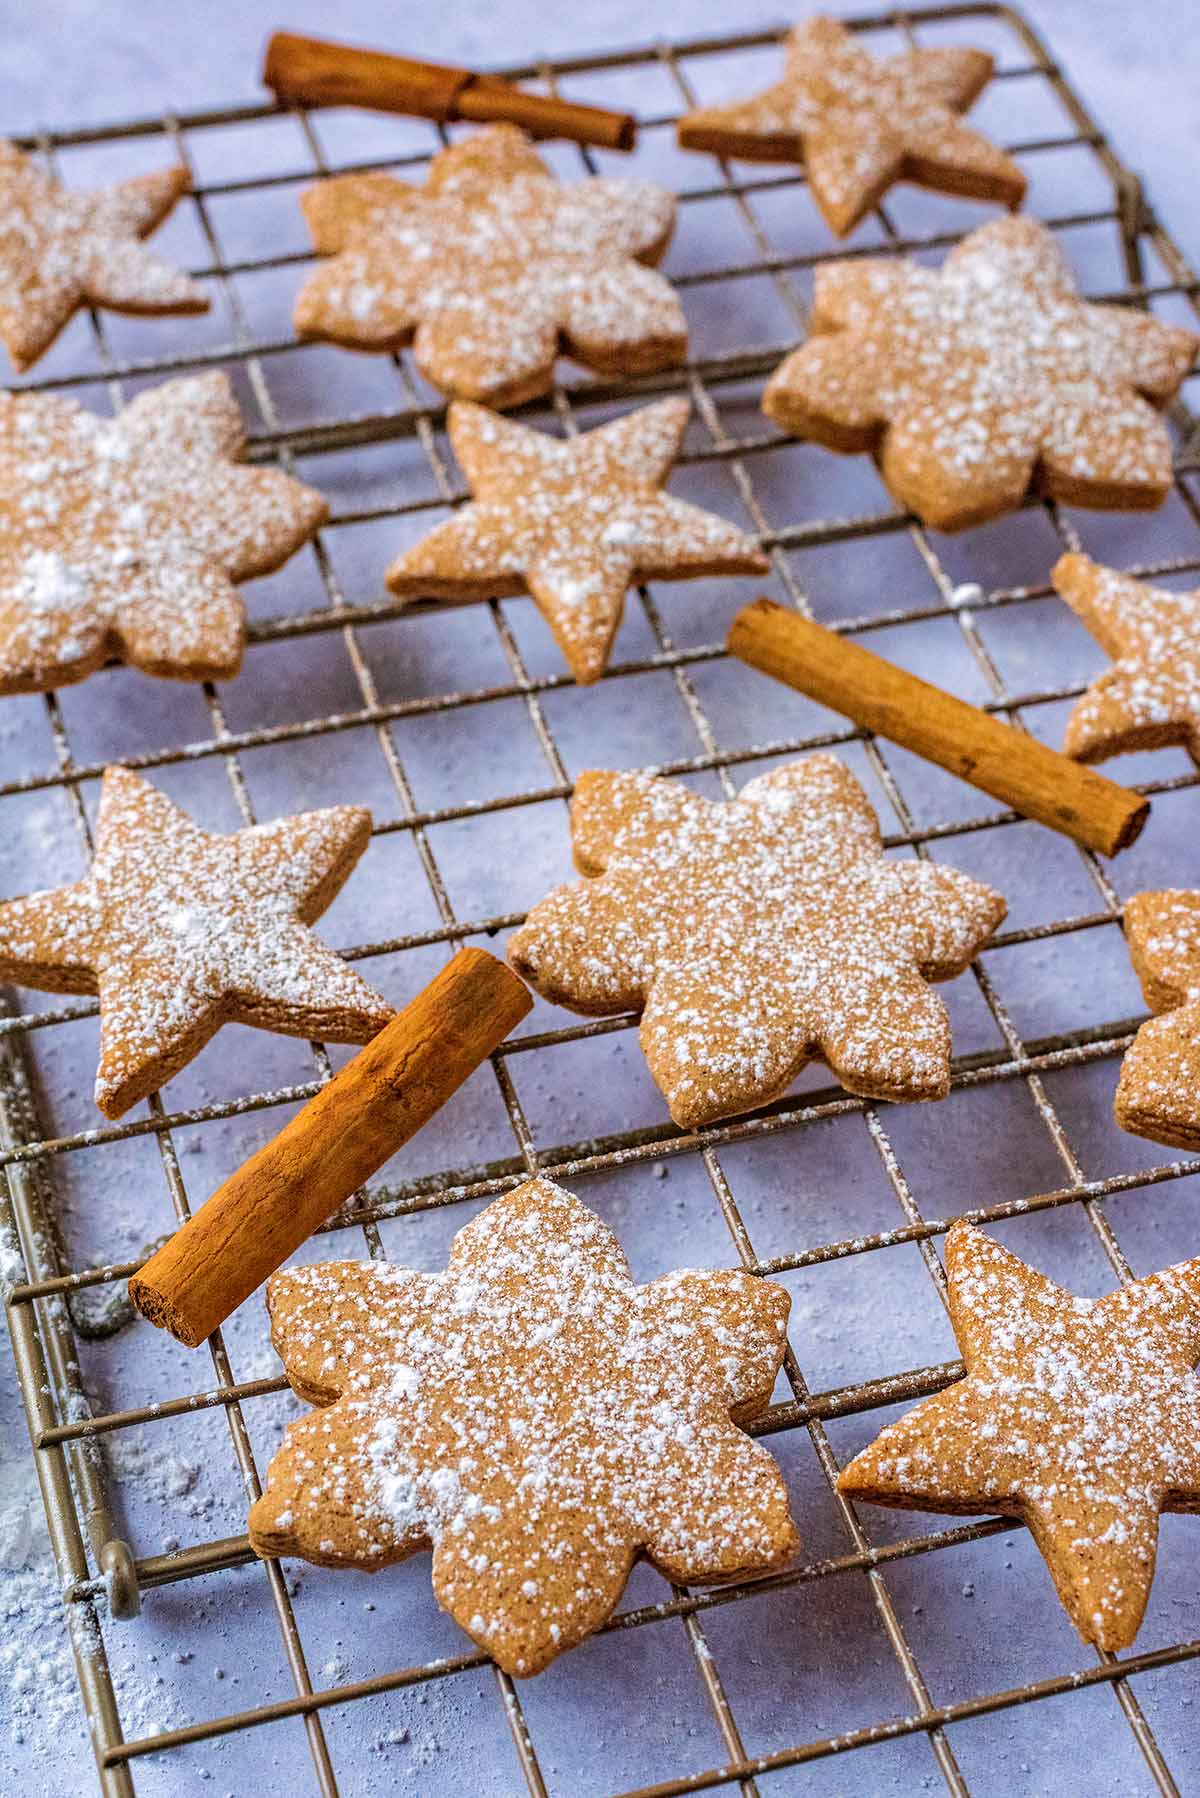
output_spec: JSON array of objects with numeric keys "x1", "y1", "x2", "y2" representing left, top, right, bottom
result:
[
  {"x1": 0, "y1": 139, "x2": 208, "y2": 371},
  {"x1": 0, "y1": 371, "x2": 328, "y2": 697},
  {"x1": 762, "y1": 217, "x2": 1197, "y2": 531},
  {"x1": 293, "y1": 123, "x2": 687, "y2": 407},
  {"x1": 508, "y1": 754, "x2": 1005, "y2": 1128},
  {"x1": 387, "y1": 398, "x2": 767, "y2": 683},
  {"x1": 0, "y1": 766, "x2": 393, "y2": 1118},
  {"x1": 839, "y1": 1223, "x2": 1200, "y2": 1651},
  {"x1": 677, "y1": 16, "x2": 1026, "y2": 238},
  {"x1": 248, "y1": 1176, "x2": 798, "y2": 1675},
  {"x1": 1113, "y1": 889, "x2": 1200, "y2": 1150},
  {"x1": 1053, "y1": 552, "x2": 1200, "y2": 764}
]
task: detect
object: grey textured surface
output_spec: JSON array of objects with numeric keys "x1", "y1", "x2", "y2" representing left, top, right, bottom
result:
[{"x1": 2, "y1": 4, "x2": 1200, "y2": 1796}]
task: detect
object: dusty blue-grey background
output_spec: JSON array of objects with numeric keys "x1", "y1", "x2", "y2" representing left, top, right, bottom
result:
[{"x1": 2, "y1": 4, "x2": 1200, "y2": 1796}]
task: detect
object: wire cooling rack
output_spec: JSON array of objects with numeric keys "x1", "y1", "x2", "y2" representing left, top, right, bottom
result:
[{"x1": 4, "y1": 6, "x2": 1200, "y2": 1794}]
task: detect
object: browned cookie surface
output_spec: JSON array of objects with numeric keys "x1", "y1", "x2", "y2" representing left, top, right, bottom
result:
[
  {"x1": 1054, "y1": 551, "x2": 1200, "y2": 764},
  {"x1": 677, "y1": 15, "x2": 1025, "y2": 237},
  {"x1": 839, "y1": 1223, "x2": 1200, "y2": 1651},
  {"x1": 0, "y1": 139, "x2": 208, "y2": 370},
  {"x1": 0, "y1": 766, "x2": 392, "y2": 1118},
  {"x1": 293, "y1": 124, "x2": 686, "y2": 406},
  {"x1": 248, "y1": 1177, "x2": 798, "y2": 1676},
  {"x1": 762, "y1": 217, "x2": 1197, "y2": 531},
  {"x1": 508, "y1": 754, "x2": 1005, "y2": 1127},
  {"x1": 388, "y1": 397, "x2": 766, "y2": 683},
  {"x1": 0, "y1": 372, "x2": 327, "y2": 697},
  {"x1": 1115, "y1": 889, "x2": 1200, "y2": 1150}
]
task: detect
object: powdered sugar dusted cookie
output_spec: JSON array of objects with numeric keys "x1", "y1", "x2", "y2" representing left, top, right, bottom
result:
[
  {"x1": 293, "y1": 124, "x2": 686, "y2": 407},
  {"x1": 0, "y1": 139, "x2": 208, "y2": 371},
  {"x1": 0, "y1": 766, "x2": 392, "y2": 1118},
  {"x1": 0, "y1": 371, "x2": 327, "y2": 697},
  {"x1": 677, "y1": 16, "x2": 1025, "y2": 238},
  {"x1": 762, "y1": 216, "x2": 1197, "y2": 531},
  {"x1": 387, "y1": 397, "x2": 766, "y2": 683},
  {"x1": 1054, "y1": 551, "x2": 1200, "y2": 764},
  {"x1": 1115, "y1": 889, "x2": 1200, "y2": 1150},
  {"x1": 247, "y1": 1176, "x2": 797, "y2": 1675},
  {"x1": 839, "y1": 1222, "x2": 1200, "y2": 1651},
  {"x1": 508, "y1": 754, "x2": 1005, "y2": 1128}
]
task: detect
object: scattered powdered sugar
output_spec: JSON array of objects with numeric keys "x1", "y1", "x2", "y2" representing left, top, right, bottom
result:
[
  {"x1": 0, "y1": 369, "x2": 327, "y2": 695},
  {"x1": 0, "y1": 1220, "x2": 24, "y2": 1298},
  {"x1": 250, "y1": 1179, "x2": 796, "y2": 1675},
  {"x1": 678, "y1": 17, "x2": 1022, "y2": 234},
  {"x1": 294, "y1": 124, "x2": 686, "y2": 405},
  {"x1": 509, "y1": 753, "x2": 1006, "y2": 1128},
  {"x1": 388, "y1": 397, "x2": 764, "y2": 683},
  {"x1": 0, "y1": 1423, "x2": 88, "y2": 1773},
  {"x1": 0, "y1": 764, "x2": 393, "y2": 1116},
  {"x1": 765, "y1": 215, "x2": 1197, "y2": 528},
  {"x1": 106, "y1": 1435, "x2": 207, "y2": 1516}
]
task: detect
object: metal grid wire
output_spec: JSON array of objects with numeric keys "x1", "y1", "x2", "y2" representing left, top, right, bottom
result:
[{"x1": 4, "y1": 5, "x2": 1200, "y2": 1793}]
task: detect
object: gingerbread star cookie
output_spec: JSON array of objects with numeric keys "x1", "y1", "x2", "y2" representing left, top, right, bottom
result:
[
  {"x1": 1053, "y1": 552, "x2": 1200, "y2": 764},
  {"x1": 0, "y1": 371, "x2": 328, "y2": 697},
  {"x1": 762, "y1": 216, "x2": 1197, "y2": 531},
  {"x1": 1113, "y1": 889, "x2": 1200, "y2": 1150},
  {"x1": 676, "y1": 16, "x2": 1026, "y2": 238},
  {"x1": 248, "y1": 1177, "x2": 797, "y2": 1675},
  {"x1": 293, "y1": 124, "x2": 687, "y2": 407},
  {"x1": 0, "y1": 139, "x2": 208, "y2": 371},
  {"x1": 387, "y1": 398, "x2": 767, "y2": 683},
  {"x1": 0, "y1": 766, "x2": 393, "y2": 1118},
  {"x1": 507, "y1": 754, "x2": 1005, "y2": 1128},
  {"x1": 840, "y1": 1222, "x2": 1200, "y2": 1651}
]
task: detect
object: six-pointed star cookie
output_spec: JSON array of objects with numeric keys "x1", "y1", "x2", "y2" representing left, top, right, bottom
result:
[
  {"x1": 762, "y1": 216, "x2": 1198, "y2": 531},
  {"x1": 839, "y1": 1223, "x2": 1200, "y2": 1651},
  {"x1": 0, "y1": 766, "x2": 393, "y2": 1118},
  {"x1": 1114, "y1": 889, "x2": 1200, "y2": 1150},
  {"x1": 676, "y1": 15, "x2": 1026, "y2": 238},
  {"x1": 293, "y1": 124, "x2": 686, "y2": 407},
  {"x1": 0, "y1": 371, "x2": 328, "y2": 697},
  {"x1": 247, "y1": 1176, "x2": 798, "y2": 1675},
  {"x1": 1054, "y1": 551, "x2": 1200, "y2": 764},
  {"x1": 0, "y1": 139, "x2": 208, "y2": 371},
  {"x1": 508, "y1": 754, "x2": 1005, "y2": 1128},
  {"x1": 387, "y1": 398, "x2": 767, "y2": 683}
]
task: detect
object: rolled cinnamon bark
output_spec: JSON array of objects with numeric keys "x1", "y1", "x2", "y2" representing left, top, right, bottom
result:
[
  {"x1": 129, "y1": 948, "x2": 531, "y2": 1347},
  {"x1": 727, "y1": 598, "x2": 1149, "y2": 857},
  {"x1": 263, "y1": 32, "x2": 637, "y2": 150}
]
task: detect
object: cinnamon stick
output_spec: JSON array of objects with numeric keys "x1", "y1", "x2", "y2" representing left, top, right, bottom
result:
[
  {"x1": 263, "y1": 32, "x2": 637, "y2": 151},
  {"x1": 727, "y1": 598, "x2": 1149, "y2": 857},
  {"x1": 129, "y1": 948, "x2": 531, "y2": 1347}
]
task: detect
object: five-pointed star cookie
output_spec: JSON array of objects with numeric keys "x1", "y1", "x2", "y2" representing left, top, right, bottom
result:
[
  {"x1": 248, "y1": 1176, "x2": 798, "y2": 1675},
  {"x1": 0, "y1": 371, "x2": 328, "y2": 697},
  {"x1": 508, "y1": 754, "x2": 1005, "y2": 1128},
  {"x1": 839, "y1": 1223, "x2": 1200, "y2": 1651},
  {"x1": 293, "y1": 123, "x2": 687, "y2": 407},
  {"x1": 1114, "y1": 889, "x2": 1200, "y2": 1150},
  {"x1": 762, "y1": 216, "x2": 1198, "y2": 531},
  {"x1": 676, "y1": 15, "x2": 1026, "y2": 238},
  {"x1": 1053, "y1": 552, "x2": 1200, "y2": 764},
  {"x1": 387, "y1": 398, "x2": 767, "y2": 683},
  {"x1": 0, "y1": 766, "x2": 393, "y2": 1118},
  {"x1": 0, "y1": 139, "x2": 208, "y2": 371}
]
